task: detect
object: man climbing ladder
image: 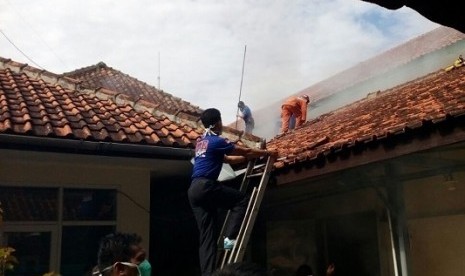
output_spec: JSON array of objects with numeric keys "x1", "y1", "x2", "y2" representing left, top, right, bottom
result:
[{"x1": 189, "y1": 108, "x2": 277, "y2": 276}]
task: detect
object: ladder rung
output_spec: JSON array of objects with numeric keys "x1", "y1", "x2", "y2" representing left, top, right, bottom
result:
[{"x1": 246, "y1": 172, "x2": 264, "y2": 178}]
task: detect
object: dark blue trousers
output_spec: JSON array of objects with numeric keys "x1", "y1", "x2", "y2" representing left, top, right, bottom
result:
[{"x1": 188, "y1": 177, "x2": 248, "y2": 276}]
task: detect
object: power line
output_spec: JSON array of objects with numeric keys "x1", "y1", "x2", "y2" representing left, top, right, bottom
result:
[
  {"x1": 4, "y1": 0, "x2": 68, "y2": 68},
  {"x1": 0, "y1": 29, "x2": 44, "y2": 69},
  {"x1": 158, "y1": 51, "x2": 161, "y2": 90}
]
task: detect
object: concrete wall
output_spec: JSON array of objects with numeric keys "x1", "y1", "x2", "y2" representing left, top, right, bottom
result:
[{"x1": 404, "y1": 173, "x2": 465, "y2": 276}]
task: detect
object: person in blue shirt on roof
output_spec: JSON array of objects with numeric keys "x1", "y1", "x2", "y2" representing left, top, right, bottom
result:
[
  {"x1": 189, "y1": 108, "x2": 277, "y2": 276},
  {"x1": 237, "y1": 101, "x2": 255, "y2": 134}
]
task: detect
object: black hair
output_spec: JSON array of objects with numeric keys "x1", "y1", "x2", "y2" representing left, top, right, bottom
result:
[
  {"x1": 200, "y1": 108, "x2": 222, "y2": 128},
  {"x1": 96, "y1": 232, "x2": 142, "y2": 273}
]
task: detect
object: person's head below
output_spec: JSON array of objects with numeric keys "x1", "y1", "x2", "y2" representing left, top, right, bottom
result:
[
  {"x1": 213, "y1": 262, "x2": 268, "y2": 276},
  {"x1": 295, "y1": 264, "x2": 313, "y2": 276},
  {"x1": 299, "y1": 94, "x2": 310, "y2": 104},
  {"x1": 201, "y1": 108, "x2": 223, "y2": 134},
  {"x1": 93, "y1": 232, "x2": 151, "y2": 276},
  {"x1": 238, "y1": 101, "x2": 245, "y2": 110}
]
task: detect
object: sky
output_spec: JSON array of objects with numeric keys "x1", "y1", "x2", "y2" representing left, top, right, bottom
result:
[{"x1": 0, "y1": 0, "x2": 439, "y2": 124}]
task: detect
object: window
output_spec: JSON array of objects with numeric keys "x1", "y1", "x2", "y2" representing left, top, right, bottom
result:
[
  {"x1": 63, "y1": 189, "x2": 116, "y2": 221},
  {"x1": 0, "y1": 186, "x2": 117, "y2": 275},
  {"x1": 0, "y1": 187, "x2": 58, "y2": 221},
  {"x1": 60, "y1": 226, "x2": 115, "y2": 276},
  {"x1": 3, "y1": 231, "x2": 51, "y2": 276}
]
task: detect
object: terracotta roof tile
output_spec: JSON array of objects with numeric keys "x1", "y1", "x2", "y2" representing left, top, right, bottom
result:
[
  {"x1": 0, "y1": 57, "x2": 264, "y2": 151},
  {"x1": 268, "y1": 65, "x2": 465, "y2": 171},
  {"x1": 0, "y1": 66, "x2": 204, "y2": 148},
  {"x1": 63, "y1": 62, "x2": 203, "y2": 117}
]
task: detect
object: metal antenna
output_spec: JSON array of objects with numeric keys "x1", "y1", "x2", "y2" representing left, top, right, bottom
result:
[
  {"x1": 235, "y1": 45, "x2": 247, "y2": 129},
  {"x1": 158, "y1": 52, "x2": 161, "y2": 90}
]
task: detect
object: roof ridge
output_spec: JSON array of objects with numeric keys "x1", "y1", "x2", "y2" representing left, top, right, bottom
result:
[
  {"x1": 62, "y1": 61, "x2": 108, "y2": 76},
  {"x1": 295, "y1": 26, "x2": 465, "y2": 102},
  {"x1": 0, "y1": 56, "x2": 262, "y2": 149},
  {"x1": 0, "y1": 56, "x2": 200, "y2": 128},
  {"x1": 0, "y1": 57, "x2": 81, "y2": 91},
  {"x1": 64, "y1": 61, "x2": 201, "y2": 110},
  {"x1": 267, "y1": 64, "x2": 465, "y2": 174},
  {"x1": 308, "y1": 67, "x2": 446, "y2": 123}
]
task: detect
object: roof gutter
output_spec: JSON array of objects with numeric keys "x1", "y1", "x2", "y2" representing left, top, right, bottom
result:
[{"x1": 0, "y1": 134, "x2": 194, "y2": 160}]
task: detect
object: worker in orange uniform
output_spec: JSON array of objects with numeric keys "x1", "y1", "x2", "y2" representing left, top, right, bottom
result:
[{"x1": 280, "y1": 94, "x2": 310, "y2": 134}]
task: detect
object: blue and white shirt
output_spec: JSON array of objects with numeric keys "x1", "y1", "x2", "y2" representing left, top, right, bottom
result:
[{"x1": 191, "y1": 134, "x2": 234, "y2": 180}]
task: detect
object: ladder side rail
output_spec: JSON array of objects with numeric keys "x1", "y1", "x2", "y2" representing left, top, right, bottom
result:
[
  {"x1": 229, "y1": 189, "x2": 258, "y2": 263},
  {"x1": 220, "y1": 248, "x2": 230, "y2": 269},
  {"x1": 229, "y1": 156, "x2": 275, "y2": 262},
  {"x1": 227, "y1": 186, "x2": 258, "y2": 264},
  {"x1": 217, "y1": 159, "x2": 255, "y2": 247},
  {"x1": 231, "y1": 156, "x2": 276, "y2": 263},
  {"x1": 239, "y1": 159, "x2": 256, "y2": 192}
]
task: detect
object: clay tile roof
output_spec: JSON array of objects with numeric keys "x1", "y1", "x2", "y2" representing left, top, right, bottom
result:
[
  {"x1": 0, "y1": 65, "x2": 204, "y2": 148},
  {"x1": 267, "y1": 65, "x2": 465, "y2": 171},
  {"x1": 63, "y1": 62, "x2": 203, "y2": 117}
]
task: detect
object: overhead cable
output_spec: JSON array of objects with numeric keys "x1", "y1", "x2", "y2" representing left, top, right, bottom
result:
[
  {"x1": 4, "y1": 0, "x2": 68, "y2": 68},
  {"x1": 0, "y1": 29, "x2": 44, "y2": 69}
]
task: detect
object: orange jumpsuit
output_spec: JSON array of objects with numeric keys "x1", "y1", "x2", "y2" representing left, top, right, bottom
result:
[{"x1": 280, "y1": 96, "x2": 308, "y2": 133}]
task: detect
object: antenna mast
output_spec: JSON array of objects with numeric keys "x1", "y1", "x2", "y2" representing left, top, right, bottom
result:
[
  {"x1": 235, "y1": 45, "x2": 247, "y2": 129},
  {"x1": 157, "y1": 52, "x2": 161, "y2": 90}
]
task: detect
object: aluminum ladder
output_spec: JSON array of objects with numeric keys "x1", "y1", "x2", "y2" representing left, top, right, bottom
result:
[{"x1": 217, "y1": 154, "x2": 276, "y2": 268}]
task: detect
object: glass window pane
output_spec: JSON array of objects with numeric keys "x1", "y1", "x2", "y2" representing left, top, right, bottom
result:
[
  {"x1": 63, "y1": 189, "x2": 116, "y2": 221},
  {"x1": 0, "y1": 187, "x2": 58, "y2": 221},
  {"x1": 60, "y1": 226, "x2": 115, "y2": 276},
  {"x1": 3, "y1": 231, "x2": 51, "y2": 276}
]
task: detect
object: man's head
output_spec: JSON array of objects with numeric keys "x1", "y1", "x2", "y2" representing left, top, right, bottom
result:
[
  {"x1": 94, "y1": 232, "x2": 149, "y2": 276},
  {"x1": 200, "y1": 108, "x2": 223, "y2": 133},
  {"x1": 237, "y1": 101, "x2": 245, "y2": 109}
]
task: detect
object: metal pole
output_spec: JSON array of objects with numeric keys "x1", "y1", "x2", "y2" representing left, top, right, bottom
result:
[
  {"x1": 235, "y1": 45, "x2": 247, "y2": 129},
  {"x1": 158, "y1": 52, "x2": 161, "y2": 90},
  {"x1": 387, "y1": 208, "x2": 399, "y2": 276}
]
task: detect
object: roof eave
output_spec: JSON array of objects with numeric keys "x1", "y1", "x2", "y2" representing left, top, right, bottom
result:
[
  {"x1": 274, "y1": 117, "x2": 465, "y2": 185},
  {"x1": 0, "y1": 134, "x2": 194, "y2": 160}
]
